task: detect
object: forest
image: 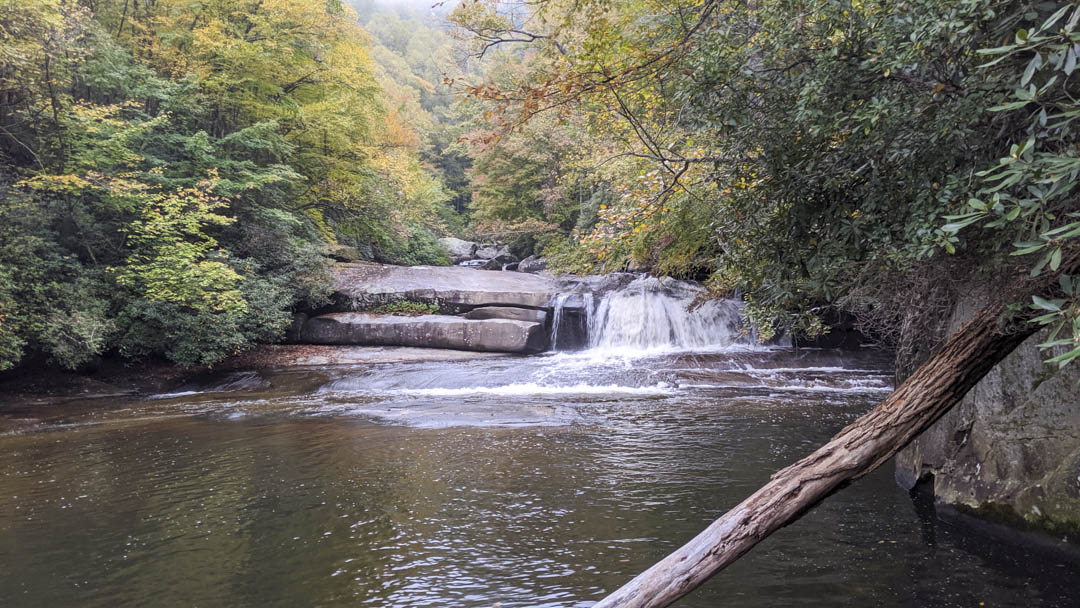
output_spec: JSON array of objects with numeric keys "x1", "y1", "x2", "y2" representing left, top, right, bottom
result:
[
  {"x1": 2, "y1": 0, "x2": 1079, "y2": 375},
  {"x1": 2, "y1": 2, "x2": 1080, "y2": 606}
]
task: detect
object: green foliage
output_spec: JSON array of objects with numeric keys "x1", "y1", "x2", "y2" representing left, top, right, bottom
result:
[
  {"x1": 372, "y1": 223, "x2": 454, "y2": 267},
  {"x1": 367, "y1": 301, "x2": 440, "y2": 315},
  {"x1": 936, "y1": 4, "x2": 1080, "y2": 366},
  {"x1": 454, "y1": 0, "x2": 1080, "y2": 361},
  {"x1": 113, "y1": 179, "x2": 246, "y2": 315},
  {"x1": 115, "y1": 299, "x2": 248, "y2": 367},
  {"x1": 0, "y1": 0, "x2": 461, "y2": 370}
]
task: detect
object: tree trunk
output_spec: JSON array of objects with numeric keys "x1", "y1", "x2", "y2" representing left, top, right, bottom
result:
[{"x1": 594, "y1": 301, "x2": 1041, "y2": 608}]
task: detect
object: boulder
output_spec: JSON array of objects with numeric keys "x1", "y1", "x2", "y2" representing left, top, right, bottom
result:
[
  {"x1": 471, "y1": 244, "x2": 518, "y2": 269},
  {"x1": 326, "y1": 244, "x2": 366, "y2": 262},
  {"x1": 518, "y1": 255, "x2": 548, "y2": 274},
  {"x1": 475, "y1": 243, "x2": 511, "y2": 260},
  {"x1": 464, "y1": 306, "x2": 548, "y2": 325},
  {"x1": 896, "y1": 293, "x2": 1080, "y2": 536},
  {"x1": 330, "y1": 262, "x2": 563, "y2": 311},
  {"x1": 301, "y1": 312, "x2": 547, "y2": 353},
  {"x1": 437, "y1": 237, "x2": 479, "y2": 264}
]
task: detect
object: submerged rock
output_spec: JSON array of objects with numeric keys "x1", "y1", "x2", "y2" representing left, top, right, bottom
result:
[{"x1": 301, "y1": 312, "x2": 548, "y2": 353}]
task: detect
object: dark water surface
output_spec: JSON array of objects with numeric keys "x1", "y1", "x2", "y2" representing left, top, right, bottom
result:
[{"x1": 1, "y1": 348, "x2": 1076, "y2": 607}]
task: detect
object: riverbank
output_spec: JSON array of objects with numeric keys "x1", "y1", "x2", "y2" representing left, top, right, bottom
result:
[{"x1": 0, "y1": 345, "x2": 515, "y2": 408}]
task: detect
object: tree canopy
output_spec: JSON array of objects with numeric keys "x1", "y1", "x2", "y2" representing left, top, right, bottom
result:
[
  {"x1": 448, "y1": 0, "x2": 1080, "y2": 367},
  {"x1": 4, "y1": 0, "x2": 1078, "y2": 371},
  {"x1": 0, "y1": 0, "x2": 461, "y2": 369}
]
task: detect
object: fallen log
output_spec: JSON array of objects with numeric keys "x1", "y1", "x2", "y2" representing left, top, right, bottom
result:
[{"x1": 594, "y1": 300, "x2": 1045, "y2": 608}]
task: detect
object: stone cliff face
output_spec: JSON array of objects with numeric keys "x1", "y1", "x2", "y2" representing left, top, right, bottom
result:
[{"x1": 896, "y1": 296, "x2": 1080, "y2": 537}]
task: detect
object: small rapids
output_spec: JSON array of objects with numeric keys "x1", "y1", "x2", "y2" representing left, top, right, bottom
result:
[{"x1": 386, "y1": 383, "x2": 676, "y2": 397}]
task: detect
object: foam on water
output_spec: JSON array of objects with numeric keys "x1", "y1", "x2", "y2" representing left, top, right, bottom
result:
[{"x1": 386, "y1": 382, "x2": 677, "y2": 397}]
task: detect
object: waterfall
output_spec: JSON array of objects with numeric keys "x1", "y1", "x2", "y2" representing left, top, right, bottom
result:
[
  {"x1": 587, "y1": 276, "x2": 746, "y2": 351},
  {"x1": 550, "y1": 292, "x2": 594, "y2": 351},
  {"x1": 550, "y1": 293, "x2": 571, "y2": 350}
]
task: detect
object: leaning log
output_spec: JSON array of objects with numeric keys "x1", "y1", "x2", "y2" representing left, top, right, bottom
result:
[{"x1": 594, "y1": 301, "x2": 1043, "y2": 608}]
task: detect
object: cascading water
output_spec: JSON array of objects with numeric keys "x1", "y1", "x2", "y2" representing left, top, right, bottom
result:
[
  {"x1": 587, "y1": 275, "x2": 747, "y2": 351},
  {"x1": 549, "y1": 292, "x2": 595, "y2": 351},
  {"x1": 550, "y1": 293, "x2": 571, "y2": 351}
]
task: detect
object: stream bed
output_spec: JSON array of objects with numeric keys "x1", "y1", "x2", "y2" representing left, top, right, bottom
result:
[{"x1": 1, "y1": 346, "x2": 1076, "y2": 607}]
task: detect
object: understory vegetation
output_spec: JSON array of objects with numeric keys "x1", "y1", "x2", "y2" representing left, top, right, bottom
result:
[{"x1": 366, "y1": 300, "x2": 440, "y2": 316}]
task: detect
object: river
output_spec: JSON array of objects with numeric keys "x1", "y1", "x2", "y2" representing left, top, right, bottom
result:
[{"x1": 1, "y1": 283, "x2": 1076, "y2": 606}]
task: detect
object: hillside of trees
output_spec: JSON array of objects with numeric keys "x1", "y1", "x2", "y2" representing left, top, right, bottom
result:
[
  {"x1": 446, "y1": 0, "x2": 1080, "y2": 372},
  {"x1": 0, "y1": 0, "x2": 472, "y2": 369},
  {"x1": 3, "y1": 0, "x2": 1078, "y2": 374}
]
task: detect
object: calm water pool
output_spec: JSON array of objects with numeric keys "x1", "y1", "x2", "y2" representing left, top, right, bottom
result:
[{"x1": 1, "y1": 348, "x2": 1075, "y2": 606}]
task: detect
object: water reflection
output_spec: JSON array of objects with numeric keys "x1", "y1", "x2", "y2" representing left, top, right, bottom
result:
[{"x1": 0, "y1": 348, "x2": 1075, "y2": 607}]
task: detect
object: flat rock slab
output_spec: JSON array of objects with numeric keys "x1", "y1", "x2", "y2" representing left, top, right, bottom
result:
[
  {"x1": 464, "y1": 306, "x2": 548, "y2": 324},
  {"x1": 302, "y1": 312, "x2": 548, "y2": 353},
  {"x1": 332, "y1": 263, "x2": 558, "y2": 309},
  {"x1": 223, "y1": 345, "x2": 512, "y2": 369}
]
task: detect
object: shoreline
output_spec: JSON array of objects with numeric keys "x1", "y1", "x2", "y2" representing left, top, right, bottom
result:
[{"x1": 0, "y1": 344, "x2": 514, "y2": 407}]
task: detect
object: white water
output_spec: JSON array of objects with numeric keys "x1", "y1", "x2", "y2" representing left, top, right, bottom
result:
[
  {"x1": 550, "y1": 293, "x2": 572, "y2": 351},
  {"x1": 389, "y1": 382, "x2": 677, "y2": 397},
  {"x1": 587, "y1": 276, "x2": 747, "y2": 351},
  {"x1": 156, "y1": 276, "x2": 861, "y2": 408}
]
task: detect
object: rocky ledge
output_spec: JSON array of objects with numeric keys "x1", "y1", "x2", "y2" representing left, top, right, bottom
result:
[
  {"x1": 301, "y1": 312, "x2": 549, "y2": 354},
  {"x1": 329, "y1": 262, "x2": 561, "y2": 311},
  {"x1": 289, "y1": 263, "x2": 637, "y2": 353}
]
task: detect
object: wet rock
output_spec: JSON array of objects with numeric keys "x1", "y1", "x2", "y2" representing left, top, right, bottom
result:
[
  {"x1": 223, "y1": 345, "x2": 512, "y2": 368},
  {"x1": 518, "y1": 255, "x2": 548, "y2": 274},
  {"x1": 551, "y1": 307, "x2": 590, "y2": 351},
  {"x1": 896, "y1": 293, "x2": 1080, "y2": 536},
  {"x1": 301, "y1": 312, "x2": 548, "y2": 353},
  {"x1": 464, "y1": 306, "x2": 548, "y2": 325},
  {"x1": 438, "y1": 237, "x2": 479, "y2": 264}
]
